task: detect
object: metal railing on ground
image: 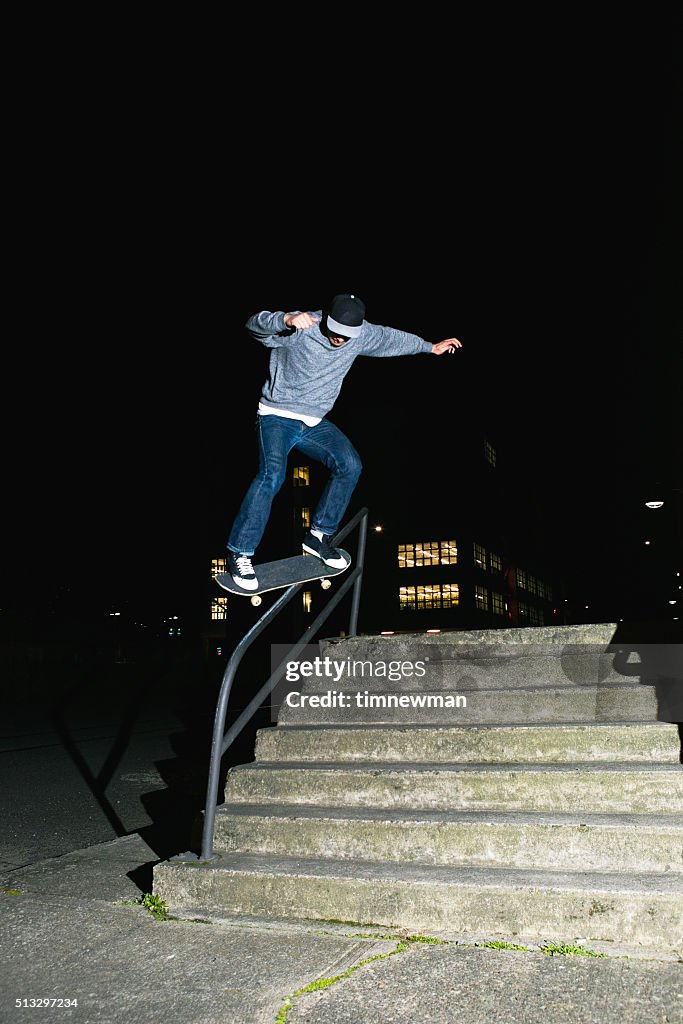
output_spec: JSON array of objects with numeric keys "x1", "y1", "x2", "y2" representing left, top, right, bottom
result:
[{"x1": 198, "y1": 507, "x2": 368, "y2": 861}]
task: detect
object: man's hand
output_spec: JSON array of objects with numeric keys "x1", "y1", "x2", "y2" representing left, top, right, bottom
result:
[
  {"x1": 284, "y1": 312, "x2": 319, "y2": 330},
  {"x1": 431, "y1": 337, "x2": 463, "y2": 355}
]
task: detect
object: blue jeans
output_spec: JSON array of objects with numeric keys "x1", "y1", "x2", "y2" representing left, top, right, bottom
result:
[{"x1": 227, "y1": 415, "x2": 362, "y2": 556}]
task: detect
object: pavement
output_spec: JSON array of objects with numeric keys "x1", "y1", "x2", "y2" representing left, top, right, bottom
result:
[{"x1": 1, "y1": 833, "x2": 681, "y2": 1024}]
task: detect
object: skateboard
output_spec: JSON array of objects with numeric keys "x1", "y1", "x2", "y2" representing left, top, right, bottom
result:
[{"x1": 215, "y1": 550, "x2": 351, "y2": 606}]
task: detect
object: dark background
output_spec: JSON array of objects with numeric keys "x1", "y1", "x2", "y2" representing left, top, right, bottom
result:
[
  {"x1": 1, "y1": 9, "x2": 681, "y2": 886},
  {"x1": 3, "y1": 14, "x2": 682, "y2": 638}
]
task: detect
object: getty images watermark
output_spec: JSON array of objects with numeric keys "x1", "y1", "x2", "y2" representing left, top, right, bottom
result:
[
  {"x1": 269, "y1": 645, "x2": 468, "y2": 721},
  {"x1": 268, "y1": 640, "x2": 683, "y2": 725}
]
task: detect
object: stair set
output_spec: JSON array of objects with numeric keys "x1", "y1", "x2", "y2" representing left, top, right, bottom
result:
[{"x1": 154, "y1": 623, "x2": 683, "y2": 953}]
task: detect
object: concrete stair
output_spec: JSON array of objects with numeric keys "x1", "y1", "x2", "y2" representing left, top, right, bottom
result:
[{"x1": 154, "y1": 623, "x2": 683, "y2": 953}]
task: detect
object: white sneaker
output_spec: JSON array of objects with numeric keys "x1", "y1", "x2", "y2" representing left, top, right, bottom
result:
[
  {"x1": 302, "y1": 531, "x2": 349, "y2": 570},
  {"x1": 227, "y1": 552, "x2": 259, "y2": 591}
]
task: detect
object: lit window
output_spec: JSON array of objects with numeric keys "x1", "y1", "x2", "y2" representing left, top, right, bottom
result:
[
  {"x1": 295, "y1": 507, "x2": 311, "y2": 528},
  {"x1": 527, "y1": 575, "x2": 538, "y2": 595},
  {"x1": 399, "y1": 540, "x2": 457, "y2": 567},
  {"x1": 492, "y1": 591, "x2": 504, "y2": 616},
  {"x1": 474, "y1": 543, "x2": 487, "y2": 571},
  {"x1": 415, "y1": 542, "x2": 439, "y2": 566},
  {"x1": 399, "y1": 583, "x2": 459, "y2": 610},
  {"x1": 489, "y1": 551, "x2": 502, "y2": 574},
  {"x1": 484, "y1": 440, "x2": 497, "y2": 467},
  {"x1": 440, "y1": 540, "x2": 458, "y2": 565},
  {"x1": 211, "y1": 597, "x2": 228, "y2": 620},
  {"x1": 293, "y1": 466, "x2": 310, "y2": 486},
  {"x1": 417, "y1": 584, "x2": 439, "y2": 610},
  {"x1": 517, "y1": 568, "x2": 528, "y2": 591},
  {"x1": 398, "y1": 544, "x2": 415, "y2": 568},
  {"x1": 211, "y1": 558, "x2": 227, "y2": 579},
  {"x1": 475, "y1": 585, "x2": 489, "y2": 611},
  {"x1": 302, "y1": 590, "x2": 312, "y2": 613},
  {"x1": 400, "y1": 543, "x2": 440, "y2": 567},
  {"x1": 518, "y1": 601, "x2": 529, "y2": 620}
]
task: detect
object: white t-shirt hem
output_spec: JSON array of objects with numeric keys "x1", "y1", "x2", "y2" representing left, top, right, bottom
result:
[{"x1": 258, "y1": 401, "x2": 322, "y2": 427}]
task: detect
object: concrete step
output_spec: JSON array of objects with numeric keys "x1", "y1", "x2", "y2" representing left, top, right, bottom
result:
[
  {"x1": 309, "y1": 645, "x2": 631, "y2": 689},
  {"x1": 225, "y1": 762, "x2": 683, "y2": 814},
  {"x1": 255, "y1": 722, "x2": 682, "y2": 764},
  {"x1": 153, "y1": 853, "x2": 683, "y2": 952},
  {"x1": 275, "y1": 684, "x2": 664, "y2": 726},
  {"x1": 213, "y1": 804, "x2": 683, "y2": 874},
  {"x1": 316, "y1": 628, "x2": 681, "y2": 713}
]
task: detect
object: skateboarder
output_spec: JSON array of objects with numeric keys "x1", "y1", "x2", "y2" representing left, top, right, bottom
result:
[{"x1": 227, "y1": 294, "x2": 463, "y2": 590}]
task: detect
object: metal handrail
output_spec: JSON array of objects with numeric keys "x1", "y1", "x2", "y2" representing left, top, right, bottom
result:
[{"x1": 198, "y1": 507, "x2": 369, "y2": 861}]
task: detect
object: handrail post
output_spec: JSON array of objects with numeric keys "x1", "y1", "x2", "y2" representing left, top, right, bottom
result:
[
  {"x1": 348, "y1": 510, "x2": 367, "y2": 636},
  {"x1": 196, "y1": 507, "x2": 368, "y2": 863},
  {"x1": 200, "y1": 584, "x2": 301, "y2": 860}
]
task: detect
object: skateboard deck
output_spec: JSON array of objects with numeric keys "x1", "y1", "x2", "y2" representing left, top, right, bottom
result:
[{"x1": 215, "y1": 549, "x2": 351, "y2": 606}]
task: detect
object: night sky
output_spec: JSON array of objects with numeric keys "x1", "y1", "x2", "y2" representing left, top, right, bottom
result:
[{"x1": 5, "y1": 19, "x2": 681, "y2": 633}]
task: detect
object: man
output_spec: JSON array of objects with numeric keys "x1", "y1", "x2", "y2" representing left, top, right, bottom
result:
[{"x1": 227, "y1": 293, "x2": 462, "y2": 590}]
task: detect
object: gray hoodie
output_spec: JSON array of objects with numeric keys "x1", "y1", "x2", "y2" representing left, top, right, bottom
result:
[{"x1": 247, "y1": 310, "x2": 433, "y2": 420}]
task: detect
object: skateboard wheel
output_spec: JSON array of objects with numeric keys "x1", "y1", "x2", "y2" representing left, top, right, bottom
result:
[
  {"x1": 320, "y1": 578, "x2": 331, "y2": 590},
  {"x1": 251, "y1": 595, "x2": 262, "y2": 607}
]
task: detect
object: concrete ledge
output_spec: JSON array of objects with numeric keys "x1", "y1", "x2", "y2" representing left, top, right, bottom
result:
[{"x1": 321, "y1": 624, "x2": 620, "y2": 650}]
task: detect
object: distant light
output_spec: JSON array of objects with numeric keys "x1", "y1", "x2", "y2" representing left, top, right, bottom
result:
[
  {"x1": 373, "y1": 525, "x2": 383, "y2": 533},
  {"x1": 669, "y1": 600, "x2": 677, "y2": 605},
  {"x1": 645, "y1": 500, "x2": 664, "y2": 509},
  {"x1": 644, "y1": 540, "x2": 651, "y2": 546},
  {"x1": 109, "y1": 611, "x2": 121, "y2": 617},
  {"x1": 426, "y1": 629, "x2": 441, "y2": 634},
  {"x1": 585, "y1": 605, "x2": 589, "y2": 609},
  {"x1": 380, "y1": 630, "x2": 394, "y2": 635}
]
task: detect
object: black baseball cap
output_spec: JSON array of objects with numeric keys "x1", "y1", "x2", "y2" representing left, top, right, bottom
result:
[{"x1": 326, "y1": 294, "x2": 366, "y2": 338}]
